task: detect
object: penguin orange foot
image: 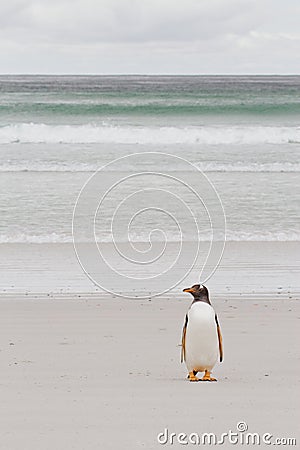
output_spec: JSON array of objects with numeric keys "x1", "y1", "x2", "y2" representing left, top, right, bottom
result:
[
  {"x1": 188, "y1": 371, "x2": 199, "y2": 382},
  {"x1": 187, "y1": 370, "x2": 198, "y2": 379},
  {"x1": 200, "y1": 370, "x2": 217, "y2": 382}
]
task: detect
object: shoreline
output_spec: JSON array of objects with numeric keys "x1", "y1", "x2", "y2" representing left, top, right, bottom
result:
[{"x1": 0, "y1": 241, "x2": 299, "y2": 299}]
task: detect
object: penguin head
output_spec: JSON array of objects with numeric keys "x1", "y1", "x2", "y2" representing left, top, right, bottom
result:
[{"x1": 183, "y1": 284, "x2": 209, "y2": 300}]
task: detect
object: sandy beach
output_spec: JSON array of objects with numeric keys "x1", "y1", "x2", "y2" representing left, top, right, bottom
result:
[{"x1": 1, "y1": 242, "x2": 299, "y2": 449}]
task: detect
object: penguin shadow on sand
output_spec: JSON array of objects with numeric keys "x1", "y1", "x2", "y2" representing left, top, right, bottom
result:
[{"x1": 181, "y1": 284, "x2": 223, "y2": 382}]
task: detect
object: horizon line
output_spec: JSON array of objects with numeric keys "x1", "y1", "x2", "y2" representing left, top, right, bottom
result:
[{"x1": 0, "y1": 72, "x2": 300, "y2": 77}]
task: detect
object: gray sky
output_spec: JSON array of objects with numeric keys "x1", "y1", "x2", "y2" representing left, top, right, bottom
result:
[{"x1": 1, "y1": 0, "x2": 299, "y2": 74}]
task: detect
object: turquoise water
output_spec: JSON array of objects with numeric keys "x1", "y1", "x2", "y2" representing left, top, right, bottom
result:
[
  {"x1": 1, "y1": 75, "x2": 300, "y2": 123},
  {"x1": 0, "y1": 75, "x2": 299, "y2": 243}
]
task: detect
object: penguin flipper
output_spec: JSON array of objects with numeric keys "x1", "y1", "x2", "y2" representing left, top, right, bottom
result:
[
  {"x1": 181, "y1": 314, "x2": 188, "y2": 363},
  {"x1": 215, "y1": 314, "x2": 223, "y2": 362}
]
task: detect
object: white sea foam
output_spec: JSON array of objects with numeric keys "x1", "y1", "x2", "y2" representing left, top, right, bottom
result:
[
  {"x1": 1, "y1": 231, "x2": 299, "y2": 243},
  {"x1": 0, "y1": 233, "x2": 73, "y2": 244},
  {"x1": 1, "y1": 161, "x2": 299, "y2": 173},
  {"x1": 196, "y1": 162, "x2": 300, "y2": 173},
  {"x1": 1, "y1": 123, "x2": 300, "y2": 145}
]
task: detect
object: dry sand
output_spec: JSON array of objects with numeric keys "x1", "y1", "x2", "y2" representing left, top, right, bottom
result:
[{"x1": 1, "y1": 242, "x2": 299, "y2": 449}]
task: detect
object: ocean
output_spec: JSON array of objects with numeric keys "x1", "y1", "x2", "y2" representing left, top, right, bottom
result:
[{"x1": 1, "y1": 75, "x2": 299, "y2": 244}]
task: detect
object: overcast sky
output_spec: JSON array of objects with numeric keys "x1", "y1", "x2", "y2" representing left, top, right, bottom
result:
[{"x1": 1, "y1": 0, "x2": 299, "y2": 74}]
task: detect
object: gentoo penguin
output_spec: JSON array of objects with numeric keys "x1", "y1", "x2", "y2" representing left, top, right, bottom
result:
[{"x1": 181, "y1": 284, "x2": 223, "y2": 382}]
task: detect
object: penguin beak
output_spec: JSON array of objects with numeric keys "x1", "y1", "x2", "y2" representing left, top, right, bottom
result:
[{"x1": 183, "y1": 287, "x2": 194, "y2": 293}]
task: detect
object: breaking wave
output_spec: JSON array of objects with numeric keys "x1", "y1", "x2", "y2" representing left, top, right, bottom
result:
[
  {"x1": 1, "y1": 122, "x2": 300, "y2": 145},
  {"x1": 1, "y1": 231, "x2": 299, "y2": 243},
  {"x1": 1, "y1": 161, "x2": 299, "y2": 173}
]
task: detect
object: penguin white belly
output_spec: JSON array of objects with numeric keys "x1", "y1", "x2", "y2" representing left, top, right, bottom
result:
[{"x1": 185, "y1": 302, "x2": 219, "y2": 373}]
